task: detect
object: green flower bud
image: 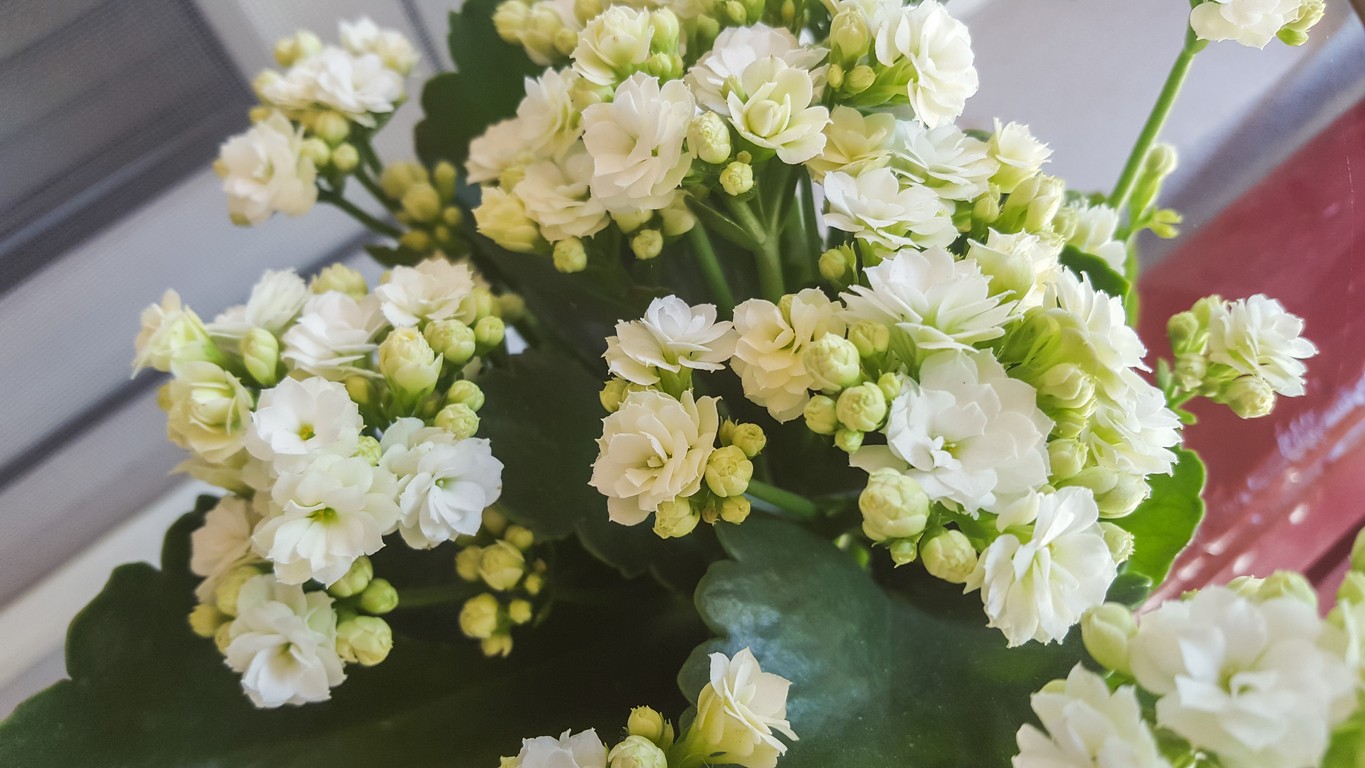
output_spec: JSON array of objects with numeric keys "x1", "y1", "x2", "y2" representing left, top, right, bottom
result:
[
  {"x1": 500, "y1": 600, "x2": 529, "y2": 627},
  {"x1": 834, "y1": 427, "x2": 864, "y2": 454},
  {"x1": 436, "y1": 403, "x2": 481, "y2": 439},
  {"x1": 804, "y1": 334, "x2": 862, "y2": 393},
  {"x1": 328, "y1": 555, "x2": 374, "y2": 598},
  {"x1": 1047, "y1": 438, "x2": 1087, "y2": 481},
  {"x1": 818, "y1": 247, "x2": 852, "y2": 284},
  {"x1": 446, "y1": 380, "x2": 485, "y2": 412},
  {"x1": 455, "y1": 546, "x2": 483, "y2": 582},
  {"x1": 653, "y1": 498, "x2": 700, "y2": 539},
  {"x1": 720, "y1": 161, "x2": 754, "y2": 196},
  {"x1": 380, "y1": 162, "x2": 430, "y2": 201},
  {"x1": 432, "y1": 161, "x2": 457, "y2": 202},
  {"x1": 484, "y1": 508, "x2": 508, "y2": 535},
  {"x1": 345, "y1": 375, "x2": 375, "y2": 407},
  {"x1": 479, "y1": 541, "x2": 526, "y2": 591},
  {"x1": 311, "y1": 263, "x2": 367, "y2": 297},
  {"x1": 553, "y1": 237, "x2": 588, "y2": 273},
  {"x1": 274, "y1": 30, "x2": 322, "y2": 67},
  {"x1": 499, "y1": 292, "x2": 526, "y2": 322},
  {"x1": 876, "y1": 372, "x2": 902, "y2": 402},
  {"x1": 888, "y1": 538, "x2": 919, "y2": 566},
  {"x1": 705, "y1": 445, "x2": 753, "y2": 497},
  {"x1": 720, "y1": 496, "x2": 751, "y2": 525},
  {"x1": 1099, "y1": 523, "x2": 1134, "y2": 564},
  {"x1": 337, "y1": 616, "x2": 393, "y2": 666},
  {"x1": 504, "y1": 525, "x2": 534, "y2": 551},
  {"x1": 727, "y1": 422, "x2": 766, "y2": 458},
  {"x1": 848, "y1": 320, "x2": 890, "y2": 359},
  {"x1": 804, "y1": 395, "x2": 839, "y2": 435},
  {"x1": 613, "y1": 209, "x2": 652, "y2": 234},
  {"x1": 359, "y1": 578, "x2": 399, "y2": 615},
  {"x1": 688, "y1": 112, "x2": 732, "y2": 165},
  {"x1": 379, "y1": 327, "x2": 442, "y2": 408},
  {"x1": 609, "y1": 735, "x2": 668, "y2": 768},
  {"x1": 836, "y1": 382, "x2": 887, "y2": 432},
  {"x1": 999, "y1": 174, "x2": 1064, "y2": 234},
  {"x1": 300, "y1": 137, "x2": 331, "y2": 168},
  {"x1": 829, "y1": 7, "x2": 870, "y2": 64},
  {"x1": 331, "y1": 143, "x2": 360, "y2": 174},
  {"x1": 188, "y1": 603, "x2": 227, "y2": 639},
  {"x1": 459, "y1": 593, "x2": 502, "y2": 639},
  {"x1": 1278, "y1": 0, "x2": 1324, "y2": 46},
  {"x1": 1081, "y1": 603, "x2": 1136, "y2": 675},
  {"x1": 600, "y1": 378, "x2": 643, "y2": 413},
  {"x1": 481, "y1": 633, "x2": 514, "y2": 658},
  {"x1": 240, "y1": 328, "x2": 280, "y2": 386},
  {"x1": 1259, "y1": 570, "x2": 1317, "y2": 608},
  {"x1": 1340, "y1": 571, "x2": 1365, "y2": 605},
  {"x1": 659, "y1": 199, "x2": 695, "y2": 236},
  {"x1": 424, "y1": 319, "x2": 477, "y2": 366},
  {"x1": 214, "y1": 564, "x2": 265, "y2": 617},
  {"x1": 462, "y1": 286, "x2": 500, "y2": 321},
  {"x1": 859, "y1": 469, "x2": 929, "y2": 542},
  {"x1": 921, "y1": 530, "x2": 977, "y2": 584},
  {"x1": 973, "y1": 189, "x2": 1002, "y2": 224},
  {"x1": 402, "y1": 183, "x2": 442, "y2": 224},
  {"x1": 475, "y1": 315, "x2": 506, "y2": 351},
  {"x1": 631, "y1": 229, "x2": 664, "y2": 260},
  {"x1": 627, "y1": 706, "x2": 672, "y2": 746},
  {"x1": 1219, "y1": 376, "x2": 1275, "y2": 419}
]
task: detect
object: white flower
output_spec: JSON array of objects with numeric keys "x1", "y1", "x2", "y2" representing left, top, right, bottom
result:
[
  {"x1": 856, "y1": 349, "x2": 1051, "y2": 515},
  {"x1": 967, "y1": 487, "x2": 1115, "y2": 647},
  {"x1": 338, "y1": 16, "x2": 419, "y2": 74},
  {"x1": 281, "y1": 291, "x2": 387, "y2": 380},
  {"x1": 190, "y1": 496, "x2": 262, "y2": 602},
  {"x1": 1129, "y1": 586, "x2": 1355, "y2": 768},
  {"x1": 209, "y1": 269, "x2": 309, "y2": 342},
  {"x1": 467, "y1": 117, "x2": 534, "y2": 185},
  {"x1": 966, "y1": 229, "x2": 1062, "y2": 310},
  {"x1": 255, "y1": 453, "x2": 400, "y2": 585},
  {"x1": 380, "y1": 419, "x2": 504, "y2": 548},
  {"x1": 473, "y1": 186, "x2": 543, "y2": 253},
  {"x1": 1085, "y1": 368, "x2": 1180, "y2": 480},
  {"x1": 871, "y1": 0, "x2": 978, "y2": 128},
  {"x1": 217, "y1": 111, "x2": 317, "y2": 227},
  {"x1": 515, "y1": 144, "x2": 611, "y2": 241},
  {"x1": 261, "y1": 47, "x2": 405, "y2": 126},
  {"x1": 732, "y1": 289, "x2": 846, "y2": 422},
  {"x1": 517, "y1": 68, "x2": 584, "y2": 157},
  {"x1": 504, "y1": 729, "x2": 607, "y2": 768},
  {"x1": 1014, "y1": 664, "x2": 1169, "y2": 768},
  {"x1": 604, "y1": 296, "x2": 736, "y2": 386},
  {"x1": 1190, "y1": 0, "x2": 1299, "y2": 48},
  {"x1": 686, "y1": 24, "x2": 826, "y2": 115},
  {"x1": 690, "y1": 648, "x2": 797, "y2": 768},
  {"x1": 805, "y1": 106, "x2": 896, "y2": 180},
  {"x1": 890, "y1": 120, "x2": 995, "y2": 202},
  {"x1": 589, "y1": 389, "x2": 720, "y2": 525},
  {"x1": 225, "y1": 574, "x2": 345, "y2": 708},
  {"x1": 571, "y1": 5, "x2": 654, "y2": 86},
  {"x1": 582, "y1": 74, "x2": 695, "y2": 213},
  {"x1": 244, "y1": 377, "x2": 363, "y2": 469},
  {"x1": 989, "y1": 119, "x2": 1051, "y2": 194},
  {"x1": 822, "y1": 167, "x2": 955, "y2": 252},
  {"x1": 726, "y1": 57, "x2": 831, "y2": 165},
  {"x1": 375, "y1": 257, "x2": 476, "y2": 328},
  {"x1": 841, "y1": 247, "x2": 1016, "y2": 357},
  {"x1": 1061, "y1": 201, "x2": 1127, "y2": 272},
  {"x1": 132, "y1": 289, "x2": 217, "y2": 374},
  {"x1": 1207, "y1": 294, "x2": 1317, "y2": 397},
  {"x1": 164, "y1": 361, "x2": 255, "y2": 464},
  {"x1": 1047, "y1": 270, "x2": 1148, "y2": 397}
]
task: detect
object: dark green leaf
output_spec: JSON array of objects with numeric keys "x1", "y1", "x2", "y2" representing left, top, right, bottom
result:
[
  {"x1": 1059, "y1": 244, "x2": 1131, "y2": 301},
  {"x1": 1113, "y1": 448, "x2": 1207, "y2": 594},
  {"x1": 679, "y1": 518, "x2": 1084, "y2": 767}
]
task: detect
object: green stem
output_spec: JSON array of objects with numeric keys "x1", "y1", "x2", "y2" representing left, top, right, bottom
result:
[
  {"x1": 726, "y1": 197, "x2": 784, "y2": 302},
  {"x1": 688, "y1": 226, "x2": 735, "y2": 314},
  {"x1": 356, "y1": 135, "x2": 385, "y2": 175},
  {"x1": 745, "y1": 480, "x2": 819, "y2": 520},
  {"x1": 318, "y1": 188, "x2": 402, "y2": 239},
  {"x1": 395, "y1": 583, "x2": 480, "y2": 609},
  {"x1": 354, "y1": 165, "x2": 400, "y2": 212}
]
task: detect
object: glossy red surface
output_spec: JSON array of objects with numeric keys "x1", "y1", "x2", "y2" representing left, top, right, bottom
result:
[{"x1": 1138, "y1": 98, "x2": 1365, "y2": 604}]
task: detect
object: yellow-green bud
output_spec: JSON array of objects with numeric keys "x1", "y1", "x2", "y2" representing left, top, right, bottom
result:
[
  {"x1": 188, "y1": 603, "x2": 227, "y2": 638},
  {"x1": 274, "y1": 30, "x2": 322, "y2": 67},
  {"x1": 380, "y1": 162, "x2": 430, "y2": 201},
  {"x1": 456, "y1": 546, "x2": 483, "y2": 582},
  {"x1": 508, "y1": 598, "x2": 534, "y2": 625},
  {"x1": 876, "y1": 372, "x2": 902, "y2": 402},
  {"x1": 359, "y1": 578, "x2": 399, "y2": 615},
  {"x1": 613, "y1": 209, "x2": 652, "y2": 233},
  {"x1": 443, "y1": 206, "x2": 465, "y2": 229},
  {"x1": 974, "y1": 190, "x2": 1002, "y2": 224},
  {"x1": 720, "y1": 496, "x2": 751, "y2": 525},
  {"x1": 1220, "y1": 376, "x2": 1275, "y2": 419},
  {"x1": 436, "y1": 403, "x2": 481, "y2": 439},
  {"x1": 345, "y1": 375, "x2": 375, "y2": 407},
  {"x1": 328, "y1": 555, "x2": 374, "y2": 598},
  {"x1": 848, "y1": 320, "x2": 890, "y2": 359},
  {"x1": 1099, "y1": 523, "x2": 1134, "y2": 564},
  {"x1": 481, "y1": 633, "x2": 514, "y2": 658},
  {"x1": 504, "y1": 525, "x2": 534, "y2": 551},
  {"x1": 827, "y1": 63, "x2": 845, "y2": 90},
  {"x1": 688, "y1": 112, "x2": 732, "y2": 165},
  {"x1": 1048, "y1": 439, "x2": 1087, "y2": 481},
  {"x1": 834, "y1": 427, "x2": 864, "y2": 454},
  {"x1": 1278, "y1": 0, "x2": 1324, "y2": 46},
  {"x1": 379, "y1": 327, "x2": 442, "y2": 406},
  {"x1": 803, "y1": 395, "x2": 839, "y2": 435},
  {"x1": 352, "y1": 433, "x2": 381, "y2": 463},
  {"x1": 331, "y1": 143, "x2": 360, "y2": 174},
  {"x1": 921, "y1": 530, "x2": 977, "y2": 584},
  {"x1": 432, "y1": 161, "x2": 457, "y2": 201},
  {"x1": 600, "y1": 378, "x2": 641, "y2": 413},
  {"x1": 627, "y1": 706, "x2": 672, "y2": 745},
  {"x1": 399, "y1": 229, "x2": 432, "y2": 255},
  {"x1": 310, "y1": 110, "x2": 351, "y2": 146},
  {"x1": 446, "y1": 380, "x2": 485, "y2": 412},
  {"x1": 425, "y1": 319, "x2": 477, "y2": 365},
  {"x1": 402, "y1": 183, "x2": 442, "y2": 223},
  {"x1": 462, "y1": 286, "x2": 500, "y2": 321},
  {"x1": 720, "y1": 161, "x2": 754, "y2": 196},
  {"x1": 844, "y1": 64, "x2": 876, "y2": 94},
  {"x1": 631, "y1": 229, "x2": 664, "y2": 260},
  {"x1": 337, "y1": 616, "x2": 393, "y2": 666},
  {"x1": 1340, "y1": 571, "x2": 1365, "y2": 605},
  {"x1": 553, "y1": 237, "x2": 589, "y2": 273},
  {"x1": 241, "y1": 328, "x2": 280, "y2": 386},
  {"x1": 727, "y1": 422, "x2": 766, "y2": 458},
  {"x1": 1081, "y1": 603, "x2": 1136, "y2": 675},
  {"x1": 479, "y1": 541, "x2": 526, "y2": 591},
  {"x1": 1259, "y1": 570, "x2": 1317, "y2": 607},
  {"x1": 475, "y1": 315, "x2": 506, "y2": 351},
  {"x1": 819, "y1": 248, "x2": 850, "y2": 283},
  {"x1": 459, "y1": 593, "x2": 502, "y2": 639},
  {"x1": 705, "y1": 445, "x2": 753, "y2": 497},
  {"x1": 659, "y1": 200, "x2": 696, "y2": 236},
  {"x1": 836, "y1": 382, "x2": 887, "y2": 432},
  {"x1": 523, "y1": 571, "x2": 545, "y2": 596},
  {"x1": 805, "y1": 334, "x2": 862, "y2": 393},
  {"x1": 653, "y1": 498, "x2": 700, "y2": 539},
  {"x1": 214, "y1": 621, "x2": 234, "y2": 654},
  {"x1": 311, "y1": 263, "x2": 367, "y2": 297},
  {"x1": 829, "y1": 8, "x2": 870, "y2": 64},
  {"x1": 484, "y1": 508, "x2": 508, "y2": 536},
  {"x1": 300, "y1": 137, "x2": 331, "y2": 168},
  {"x1": 499, "y1": 293, "x2": 526, "y2": 322},
  {"x1": 609, "y1": 736, "x2": 668, "y2": 768},
  {"x1": 214, "y1": 565, "x2": 264, "y2": 617},
  {"x1": 888, "y1": 538, "x2": 919, "y2": 566},
  {"x1": 859, "y1": 468, "x2": 929, "y2": 542}
]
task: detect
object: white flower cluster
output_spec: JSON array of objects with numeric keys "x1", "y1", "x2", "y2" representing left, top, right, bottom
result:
[
  {"x1": 1190, "y1": 0, "x2": 1325, "y2": 49},
  {"x1": 501, "y1": 647, "x2": 795, "y2": 768},
  {"x1": 134, "y1": 259, "x2": 516, "y2": 707}
]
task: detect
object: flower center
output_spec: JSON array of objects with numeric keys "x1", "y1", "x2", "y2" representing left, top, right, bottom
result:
[{"x1": 298, "y1": 424, "x2": 315, "y2": 441}]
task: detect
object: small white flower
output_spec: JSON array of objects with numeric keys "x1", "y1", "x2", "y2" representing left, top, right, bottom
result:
[
  {"x1": 338, "y1": 16, "x2": 420, "y2": 74},
  {"x1": 805, "y1": 106, "x2": 896, "y2": 180},
  {"x1": 582, "y1": 73, "x2": 695, "y2": 213},
  {"x1": 473, "y1": 186, "x2": 544, "y2": 253},
  {"x1": 686, "y1": 24, "x2": 826, "y2": 115},
  {"x1": 217, "y1": 111, "x2": 317, "y2": 227},
  {"x1": 244, "y1": 377, "x2": 364, "y2": 469},
  {"x1": 225, "y1": 574, "x2": 345, "y2": 708},
  {"x1": 604, "y1": 296, "x2": 737, "y2": 386},
  {"x1": 517, "y1": 68, "x2": 584, "y2": 157},
  {"x1": 1129, "y1": 586, "x2": 1355, "y2": 768},
  {"x1": 856, "y1": 349, "x2": 1051, "y2": 515},
  {"x1": 1190, "y1": 0, "x2": 1299, "y2": 48},
  {"x1": 380, "y1": 419, "x2": 504, "y2": 548},
  {"x1": 209, "y1": 269, "x2": 309, "y2": 343},
  {"x1": 966, "y1": 229, "x2": 1063, "y2": 310},
  {"x1": 726, "y1": 57, "x2": 831, "y2": 165},
  {"x1": 375, "y1": 257, "x2": 476, "y2": 328},
  {"x1": 890, "y1": 120, "x2": 996, "y2": 202},
  {"x1": 261, "y1": 47, "x2": 405, "y2": 126},
  {"x1": 1014, "y1": 664, "x2": 1169, "y2": 768},
  {"x1": 571, "y1": 5, "x2": 654, "y2": 86},
  {"x1": 467, "y1": 117, "x2": 534, "y2": 185},
  {"x1": 732, "y1": 289, "x2": 846, "y2": 422},
  {"x1": 589, "y1": 389, "x2": 720, "y2": 525},
  {"x1": 822, "y1": 167, "x2": 956, "y2": 252},
  {"x1": 1207, "y1": 294, "x2": 1317, "y2": 397},
  {"x1": 504, "y1": 729, "x2": 607, "y2": 768},
  {"x1": 190, "y1": 496, "x2": 263, "y2": 602},
  {"x1": 690, "y1": 648, "x2": 797, "y2": 768},
  {"x1": 132, "y1": 289, "x2": 217, "y2": 374},
  {"x1": 988, "y1": 119, "x2": 1051, "y2": 194},
  {"x1": 1060, "y1": 201, "x2": 1127, "y2": 272},
  {"x1": 871, "y1": 0, "x2": 978, "y2": 128},
  {"x1": 1047, "y1": 270, "x2": 1148, "y2": 397},
  {"x1": 281, "y1": 291, "x2": 388, "y2": 380},
  {"x1": 1085, "y1": 368, "x2": 1181, "y2": 481},
  {"x1": 515, "y1": 143, "x2": 610, "y2": 242},
  {"x1": 164, "y1": 361, "x2": 255, "y2": 464}
]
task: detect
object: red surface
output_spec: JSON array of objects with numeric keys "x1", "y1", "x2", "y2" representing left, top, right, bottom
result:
[{"x1": 1137, "y1": 98, "x2": 1365, "y2": 604}]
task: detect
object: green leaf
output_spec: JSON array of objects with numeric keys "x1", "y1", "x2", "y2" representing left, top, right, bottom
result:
[
  {"x1": 1059, "y1": 245, "x2": 1132, "y2": 301},
  {"x1": 679, "y1": 518, "x2": 1085, "y2": 767},
  {"x1": 1113, "y1": 448, "x2": 1207, "y2": 596},
  {"x1": 0, "y1": 502, "x2": 706, "y2": 767}
]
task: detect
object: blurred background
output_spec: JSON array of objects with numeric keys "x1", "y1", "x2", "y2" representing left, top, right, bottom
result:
[{"x1": 0, "y1": 0, "x2": 1361, "y2": 714}]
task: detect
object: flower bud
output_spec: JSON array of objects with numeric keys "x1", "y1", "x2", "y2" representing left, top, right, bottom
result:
[
  {"x1": 399, "y1": 229, "x2": 433, "y2": 254},
  {"x1": 844, "y1": 64, "x2": 876, "y2": 95},
  {"x1": 805, "y1": 334, "x2": 862, "y2": 393},
  {"x1": 803, "y1": 395, "x2": 839, "y2": 435},
  {"x1": 876, "y1": 372, "x2": 902, "y2": 402},
  {"x1": 214, "y1": 564, "x2": 265, "y2": 617},
  {"x1": 836, "y1": 382, "x2": 887, "y2": 432},
  {"x1": 921, "y1": 530, "x2": 977, "y2": 584},
  {"x1": 328, "y1": 555, "x2": 374, "y2": 598},
  {"x1": 445, "y1": 380, "x2": 485, "y2": 413},
  {"x1": 1340, "y1": 571, "x2": 1365, "y2": 605},
  {"x1": 435, "y1": 403, "x2": 480, "y2": 439},
  {"x1": 1278, "y1": 0, "x2": 1324, "y2": 46},
  {"x1": 631, "y1": 229, "x2": 664, "y2": 260},
  {"x1": 331, "y1": 143, "x2": 360, "y2": 173},
  {"x1": 337, "y1": 616, "x2": 393, "y2": 666},
  {"x1": 503, "y1": 525, "x2": 534, "y2": 551},
  {"x1": 819, "y1": 247, "x2": 852, "y2": 283},
  {"x1": 859, "y1": 469, "x2": 929, "y2": 542},
  {"x1": 241, "y1": 328, "x2": 280, "y2": 386},
  {"x1": 456, "y1": 546, "x2": 483, "y2": 582},
  {"x1": 421, "y1": 321, "x2": 475, "y2": 368},
  {"x1": 1081, "y1": 603, "x2": 1136, "y2": 675},
  {"x1": 727, "y1": 422, "x2": 766, "y2": 458},
  {"x1": 484, "y1": 508, "x2": 508, "y2": 536},
  {"x1": 600, "y1": 378, "x2": 641, "y2": 413},
  {"x1": 1099, "y1": 523, "x2": 1134, "y2": 564},
  {"x1": 474, "y1": 188, "x2": 542, "y2": 253},
  {"x1": 475, "y1": 315, "x2": 506, "y2": 351},
  {"x1": 481, "y1": 633, "x2": 514, "y2": 658},
  {"x1": 834, "y1": 427, "x2": 864, "y2": 454},
  {"x1": 479, "y1": 541, "x2": 526, "y2": 591},
  {"x1": 1259, "y1": 570, "x2": 1317, "y2": 608},
  {"x1": 380, "y1": 327, "x2": 442, "y2": 409},
  {"x1": 613, "y1": 209, "x2": 652, "y2": 234},
  {"x1": 888, "y1": 538, "x2": 919, "y2": 566},
  {"x1": 274, "y1": 30, "x2": 323, "y2": 67},
  {"x1": 505, "y1": 599, "x2": 532, "y2": 625},
  {"x1": 1220, "y1": 376, "x2": 1275, "y2": 419},
  {"x1": 359, "y1": 578, "x2": 399, "y2": 615},
  {"x1": 345, "y1": 375, "x2": 375, "y2": 407},
  {"x1": 553, "y1": 237, "x2": 589, "y2": 273},
  {"x1": 459, "y1": 593, "x2": 502, "y2": 639},
  {"x1": 380, "y1": 162, "x2": 430, "y2": 201},
  {"x1": 311, "y1": 263, "x2": 368, "y2": 297},
  {"x1": 300, "y1": 138, "x2": 331, "y2": 168},
  {"x1": 1351, "y1": 528, "x2": 1365, "y2": 574},
  {"x1": 653, "y1": 497, "x2": 700, "y2": 539},
  {"x1": 402, "y1": 183, "x2": 442, "y2": 223},
  {"x1": 720, "y1": 496, "x2": 751, "y2": 525},
  {"x1": 999, "y1": 174, "x2": 1064, "y2": 234},
  {"x1": 627, "y1": 706, "x2": 672, "y2": 745},
  {"x1": 848, "y1": 320, "x2": 889, "y2": 359},
  {"x1": 660, "y1": 198, "x2": 696, "y2": 236},
  {"x1": 720, "y1": 161, "x2": 754, "y2": 196},
  {"x1": 609, "y1": 736, "x2": 668, "y2": 768},
  {"x1": 1226, "y1": 575, "x2": 1265, "y2": 599},
  {"x1": 188, "y1": 603, "x2": 227, "y2": 638},
  {"x1": 829, "y1": 8, "x2": 870, "y2": 64},
  {"x1": 1048, "y1": 438, "x2": 1087, "y2": 481},
  {"x1": 688, "y1": 112, "x2": 732, "y2": 165},
  {"x1": 705, "y1": 445, "x2": 753, "y2": 498}
]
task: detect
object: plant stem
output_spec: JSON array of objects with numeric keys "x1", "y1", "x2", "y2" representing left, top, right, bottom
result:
[
  {"x1": 746, "y1": 480, "x2": 820, "y2": 520},
  {"x1": 354, "y1": 166, "x2": 400, "y2": 212},
  {"x1": 688, "y1": 226, "x2": 735, "y2": 314},
  {"x1": 396, "y1": 583, "x2": 480, "y2": 609},
  {"x1": 726, "y1": 197, "x2": 785, "y2": 302},
  {"x1": 318, "y1": 187, "x2": 402, "y2": 239}
]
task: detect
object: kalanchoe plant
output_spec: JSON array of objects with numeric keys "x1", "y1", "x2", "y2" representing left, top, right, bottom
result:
[{"x1": 0, "y1": 2, "x2": 1350, "y2": 767}]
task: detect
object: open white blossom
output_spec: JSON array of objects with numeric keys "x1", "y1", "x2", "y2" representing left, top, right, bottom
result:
[
  {"x1": 375, "y1": 258, "x2": 476, "y2": 328},
  {"x1": 805, "y1": 106, "x2": 896, "y2": 180},
  {"x1": 164, "y1": 361, "x2": 255, "y2": 464},
  {"x1": 517, "y1": 68, "x2": 584, "y2": 157},
  {"x1": 966, "y1": 487, "x2": 1115, "y2": 646},
  {"x1": 691, "y1": 648, "x2": 797, "y2": 768},
  {"x1": 1059, "y1": 201, "x2": 1127, "y2": 272},
  {"x1": 281, "y1": 291, "x2": 387, "y2": 380},
  {"x1": 133, "y1": 290, "x2": 219, "y2": 374},
  {"x1": 244, "y1": 377, "x2": 363, "y2": 468},
  {"x1": 504, "y1": 729, "x2": 607, "y2": 768},
  {"x1": 467, "y1": 117, "x2": 534, "y2": 185},
  {"x1": 582, "y1": 74, "x2": 695, "y2": 213},
  {"x1": 890, "y1": 120, "x2": 995, "y2": 202},
  {"x1": 261, "y1": 47, "x2": 405, "y2": 126},
  {"x1": 871, "y1": 0, "x2": 978, "y2": 128},
  {"x1": 1207, "y1": 294, "x2": 1317, "y2": 397},
  {"x1": 686, "y1": 24, "x2": 826, "y2": 115},
  {"x1": 217, "y1": 111, "x2": 317, "y2": 227},
  {"x1": 515, "y1": 144, "x2": 610, "y2": 241},
  {"x1": 604, "y1": 296, "x2": 736, "y2": 386},
  {"x1": 589, "y1": 389, "x2": 720, "y2": 525},
  {"x1": 190, "y1": 496, "x2": 263, "y2": 602},
  {"x1": 822, "y1": 167, "x2": 955, "y2": 252},
  {"x1": 209, "y1": 269, "x2": 309, "y2": 342},
  {"x1": 966, "y1": 229, "x2": 1063, "y2": 310},
  {"x1": 571, "y1": 5, "x2": 654, "y2": 86},
  {"x1": 989, "y1": 119, "x2": 1052, "y2": 194},
  {"x1": 225, "y1": 574, "x2": 345, "y2": 708},
  {"x1": 1047, "y1": 270, "x2": 1148, "y2": 397},
  {"x1": 727, "y1": 57, "x2": 830, "y2": 164},
  {"x1": 338, "y1": 16, "x2": 419, "y2": 74},
  {"x1": 1014, "y1": 664, "x2": 1169, "y2": 768},
  {"x1": 380, "y1": 419, "x2": 504, "y2": 548},
  {"x1": 856, "y1": 349, "x2": 1050, "y2": 515},
  {"x1": 1190, "y1": 0, "x2": 1299, "y2": 48},
  {"x1": 732, "y1": 289, "x2": 846, "y2": 422},
  {"x1": 1085, "y1": 368, "x2": 1181, "y2": 481},
  {"x1": 1129, "y1": 586, "x2": 1355, "y2": 768}
]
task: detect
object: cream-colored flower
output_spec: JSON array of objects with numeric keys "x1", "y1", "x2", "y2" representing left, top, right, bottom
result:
[
  {"x1": 988, "y1": 119, "x2": 1051, "y2": 194},
  {"x1": 890, "y1": 120, "x2": 995, "y2": 202},
  {"x1": 689, "y1": 648, "x2": 797, "y2": 768},
  {"x1": 1190, "y1": 0, "x2": 1299, "y2": 48},
  {"x1": 726, "y1": 57, "x2": 830, "y2": 164},
  {"x1": 604, "y1": 296, "x2": 736, "y2": 386},
  {"x1": 260, "y1": 47, "x2": 405, "y2": 126},
  {"x1": 190, "y1": 496, "x2": 263, "y2": 603},
  {"x1": 217, "y1": 111, "x2": 318, "y2": 227},
  {"x1": 225, "y1": 574, "x2": 345, "y2": 708},
  {"x1": 338, "y1": 16, "x2": 420, "y2": 74},
  {"x1": 1014, "y1": 664, "x2": 1169, "y2": 768},
  {"x1": 805, "y1": 106, "x2": 896, "y2": 180},
  {"x1": 515, "y1": 143, "x2": 610, "y2": 241},
  {"x1": 686, "y1": 24, "x2": 826, "y2": 115},
  {"x1": 380, "y1": 418, "x2": 504, "y2": 548},
  {"x1": 375, "y1": 257, "x2": 476, "y2": 328},
  {"x1": 473, "y1": 186, "x2": 543, "y2": 253},
  {"x1": 822, "y1": 167, "x2": 955, "y2": 252},
  {"x1": 504, "y1": 729, "x2": 607, "y2": 768},
  {"x1": 244, "y1": 377, "x2": 363, "y2": 469},
  {"x1": 208, "y1": 269, "x2": 309, "y2": 343},
  {"x1": 281, "y1": 291, "x2": 387, "y2": 380},
  {"x1": 164, "y1": 361, "x2": 255, "y2": 464},
  {"x1": 966, "y1": 229, "x2": 1062, "y2": 310},
  {"x1": 582, "y1": 73, "x2": 695, "y2": 213},
  {"x1": 1058, "y1": 201, "x2": 1126, "y2": 272},
  {"x1": 132, "y1": 290, "x2": 218, "y2": 374},
  {"x1": 571, "y1": 5, "x2": 654, "y2": 86},
  {"x1": 731, "y1": 289, "x2": 846, "y2": 422},
  {"x1": 1207, "y1": 294, "x2": 1317, "y2": 398},
  {"x1": 517, "y1": 67, "x2": 584, "y2": 157},
  {"x1": 871, "y1": 0, "x2": 978, "y2": 128},
  {"x1": 467, "y1": 117, "x2": 534, "y2": 185}
]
